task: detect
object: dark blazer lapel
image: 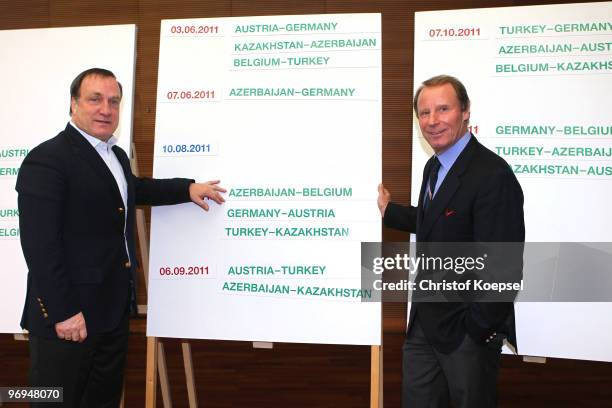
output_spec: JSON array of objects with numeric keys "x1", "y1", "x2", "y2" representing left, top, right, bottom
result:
[
  {"x1": 112, "y1": 145, "x2": 134, "y2": 208},
  {"x1": 112, "y1": 144, "x2": 136, "y2": 275},
  {"x1": 419, "y1": 175, "x2": 460, "y2": 240},
  {"x1": 416, "y1": 157, "x2": 433, "y2": 236},
  {"x1": 419, "y1": 136, "x2": 478, "y2": 240},
  {"x1": 63, "y1": 123, "x2": 125, "y2": 206}
]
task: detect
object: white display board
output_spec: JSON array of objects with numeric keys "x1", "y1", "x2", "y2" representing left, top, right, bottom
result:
[
  {"x1": 414, "y1": 2, "x2": 612, "y2": 361},
  {"x1": 0, "y1": 24, "x2": 137, "y2": 333},
  {"x1": 148, "y1": 13, "x2": 381, "y2": 345}
]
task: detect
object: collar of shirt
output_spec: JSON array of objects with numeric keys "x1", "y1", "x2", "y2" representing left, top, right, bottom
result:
[
  {"x1": 432, "y1": 131, "x2": 471, "y2": 195},
  {"x1": 69, "y1": 121, "x2": 118, "y2": 152}
]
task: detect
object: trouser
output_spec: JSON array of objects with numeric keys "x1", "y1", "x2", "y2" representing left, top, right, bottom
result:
[
  {"x1": 402, "y1": 316, "x2": 503, "y2": 408},
  {"x1": 28, "y1": 312, "x2": 129, "y2": 408}
]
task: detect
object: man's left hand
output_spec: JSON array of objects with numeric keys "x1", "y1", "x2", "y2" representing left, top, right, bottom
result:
[
  {"x1": 189, "y1": 180, "x2": 226, "y2": 211},
  {"x1": 377, "y1": 183, "x2": 391, "y2": 217}
]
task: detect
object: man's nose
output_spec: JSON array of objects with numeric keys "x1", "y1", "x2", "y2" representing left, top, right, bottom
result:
[
  {"x1": 427, "y1": 111, "x2": 439, "y2": 126},
  {"x1": 99, "y1": 100, "x2": 112, "y2": 115}
]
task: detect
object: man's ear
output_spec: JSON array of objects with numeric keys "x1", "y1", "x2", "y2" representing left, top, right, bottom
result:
[
  {"x1": 70, "y1": 97, "x2": 77, "y2": 115},
  {"x1": 463, "y1": 105, "x2": 470, "y2": 122}
]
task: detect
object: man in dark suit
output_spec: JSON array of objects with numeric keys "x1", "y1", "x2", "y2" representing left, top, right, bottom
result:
[
  {"x1": 378, "y1": 75, "x2": 524, "y2": 407},
  {"x1": 16, "y1": 68, "x2": 225, "y2": 407}
]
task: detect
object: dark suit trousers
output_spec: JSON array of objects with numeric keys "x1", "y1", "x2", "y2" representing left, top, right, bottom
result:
[
  {"x1": 402, "y1": 315, "x2": 502, "y2": 408},
  {"x1": 28, "y1": 312, "x2": 129, "y2": 408}
]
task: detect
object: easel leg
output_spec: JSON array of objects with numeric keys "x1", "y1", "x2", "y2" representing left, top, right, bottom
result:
[
  {"x1": 119, "y1": 382, "x2": 125, "y2": 408},
  {"x1": 158, "y1": 342, "x2": 173, "y2": 408},
  {"x1": 370, "y1": 345, "x2": 383, "y2": 408},
  {"x1": 182, "y1": 341, "x2": 198, "y2": 408},
  {"x1": 146, "y1": 336, "x2": 158, "y2": 408}
]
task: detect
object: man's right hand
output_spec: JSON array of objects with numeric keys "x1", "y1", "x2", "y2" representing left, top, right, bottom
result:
[
  {"x1": 55, "y1": 312, "x2": 87, "y2": 343},
  {"x1": 377, "y1": 183, "x2": 391, "y2": 217},
  {"x1": 189, "y1": 180, "x2": 226, "y2": 211}
]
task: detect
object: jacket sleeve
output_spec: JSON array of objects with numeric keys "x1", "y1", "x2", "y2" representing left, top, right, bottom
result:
[
  {"x1": 16, "y1": 149, "x2": 81, "y2": 326},
  {"x1": 383, "y1": 202, "x2": 417, "y2": 233},
  {"x1": 133, "y1": 176, "x2": 194, "y2": 206},
  {"x1": 111, "y1": 144, "x2": 194, "y2": 207}
]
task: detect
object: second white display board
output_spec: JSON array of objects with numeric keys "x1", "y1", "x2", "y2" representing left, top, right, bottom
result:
[
  {"x1": 148, "y1": 13, "x2": 382, "y2": 345},
  {"x1": 413, "y1": 2, "x2": 612, "y2": 361}
]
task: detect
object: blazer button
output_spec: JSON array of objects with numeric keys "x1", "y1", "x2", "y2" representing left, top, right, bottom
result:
[
  {"x1": 43, "y1": 313, "x2": 49, "y2": 318},
  {"x1": 124, "y1": 261, "x2": 131, "y2": 268},
  {"x1": 118, "y1": 207, "x2": 125, "y2": 213},
  {"x1": 41, "y1": 308, "x2": 47, "y2": 313},
  {"x1": 37, "y1": 297, "x2": 42, "y2": 302}
]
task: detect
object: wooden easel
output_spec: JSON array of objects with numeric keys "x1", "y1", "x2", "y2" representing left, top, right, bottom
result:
[
  {"x1": 131, "y1": 145, "x2": 198, "y2": 408},
  {"x1": 145, "y1": 340, "x2": 383, "y2": 408}
]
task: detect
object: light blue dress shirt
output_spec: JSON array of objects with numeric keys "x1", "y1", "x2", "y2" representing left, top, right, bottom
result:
[{"x1": 431, "y1": 131, "x2": 471, "y2": 197}]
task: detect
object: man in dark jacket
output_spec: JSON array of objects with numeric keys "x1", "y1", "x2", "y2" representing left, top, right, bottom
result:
[
  {"x1": 378, "y1": 75, "x2": 524, "y2": 408},
  {"x1": 17, "y1": 67, "x2": 225, "y2": 407}
]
